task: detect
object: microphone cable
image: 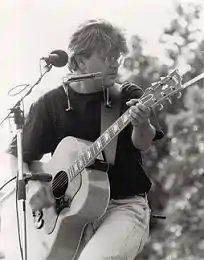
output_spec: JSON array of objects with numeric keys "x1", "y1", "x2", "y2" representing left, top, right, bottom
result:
[
  {"x1": 0, "y1": 176, "x2": 24, "y2": 260},
  {"x1": 0, "y1": 176, "x2": 16, "y2": 192}
]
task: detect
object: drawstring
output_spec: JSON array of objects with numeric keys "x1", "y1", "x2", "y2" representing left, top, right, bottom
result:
[
  {"x1": 105, "y1": 88, "x2": 112, "y2": 108},
  {"x1": 63, "y1": 82, "x2": 73, "y2": 111},
  {"x1": 101, "y1": 79, "x2": 112, "y2": 108}
]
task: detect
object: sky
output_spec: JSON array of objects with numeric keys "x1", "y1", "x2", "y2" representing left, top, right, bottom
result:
[{"x1": 0, "y1": 0, "x2": 203, "y2": 185}]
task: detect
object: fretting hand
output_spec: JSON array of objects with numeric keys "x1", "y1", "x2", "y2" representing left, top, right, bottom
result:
[{"x1": 126, "y1": 99, "x2": 151, "y2": 127}]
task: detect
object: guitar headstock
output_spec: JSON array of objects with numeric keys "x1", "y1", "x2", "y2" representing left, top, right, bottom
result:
[{"x1": 140, "y1": 69, "x2": 183, "y2": 110}]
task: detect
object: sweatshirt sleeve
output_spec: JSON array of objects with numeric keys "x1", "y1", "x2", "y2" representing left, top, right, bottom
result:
[
  {"x1": 7, "y1": 95, "x2": 54, "y2": 164},
  {"x1": 121, "y1": 81, "x2": 164, "y2": 140}
]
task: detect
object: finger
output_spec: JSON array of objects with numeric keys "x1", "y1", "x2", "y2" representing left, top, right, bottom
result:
[
  {"x1": 130, "y1": 106, "x2": 147, "y2": 119},
  {"x1": 129, "y1": 107, "x2": 151, "y2": 127},
  {"x1": 136, "y1": 106, "x2": 151, "y2": 119},
  {"x1": 136, "y1": 103, "x2": 151, "y2": 113},
  {"x1": 129, "y1": 108, "x2": 144, "y2": 123},
  {"x1": 126, "y1": 99, "x2": 139, "y2": 106},
  {"x1": 129, "y1": 114, "x2": 140, "y2": 126},
  {"x1": 130, "y1": 111, "x2": 145, "y2": 122}
]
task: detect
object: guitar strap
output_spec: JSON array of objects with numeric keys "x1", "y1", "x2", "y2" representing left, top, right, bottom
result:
[{"x1": 100, "y1": 83, "x2": 121, "y2": 165}]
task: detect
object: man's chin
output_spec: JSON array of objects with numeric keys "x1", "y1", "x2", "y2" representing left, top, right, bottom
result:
[{"x1": 103, "y1": 78, "x2": 116, "y2": 87}]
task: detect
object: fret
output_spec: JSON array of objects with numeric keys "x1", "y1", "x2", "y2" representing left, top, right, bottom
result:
[
  {"x1": 90, "y1": 145, "x2": 96, "y2": 158},
  {"x1": 96, "y1": 139, "x2": 102, "y2": 150},
  {"x1": 122, "y1": 112, "x2": 129, "y2": 124},
  {"x1": 99, "y1": 136, "x2": 106, "y2": 150},
  {"x1": 104, "y1": 131, "x2": 111, "y2": 142},
  {"x1": 73, "y1": 161, "x2": 79, "y2": 172},
  {"x1": 67, "y1": 168, "x2": 73, "y2": 181},
  {"x1": 117, "y1": 117, "x2": 124, "y2": 130},
  {"x1": 98, "y1": 135, "x2": 106, "y2": 148},
  {"x1": 84, "y1": 149, "x2": 91, "y2": 161},
  {"x1": 69, "y1": 165, "x2": 75, "y2": 181},
  {"x1": 82, "y1": 149, "x2": 94, "y2": 168},
  {"x1": 107, "y1": 127, "x2": 114, "y2": 139},
  {"x1": 77, "y1": 156, "x2": 84, "y2": 169},
  {"x1": 112, "y1": 122, "x2": 119, "y2": 134},
  {"x1": 80, "y1": 153, "x2": 87, "y2": 166},
  {"x1": 92, "y1": 142, "x2": 99, "y2": 155}
]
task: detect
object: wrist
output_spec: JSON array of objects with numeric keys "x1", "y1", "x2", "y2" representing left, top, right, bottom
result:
[
  {"x1": 132, "y1": 119, "x2": 150, "y2": 128},
  {"x1": 132, "y1": 120, "x2": 156, "y2": 139}
]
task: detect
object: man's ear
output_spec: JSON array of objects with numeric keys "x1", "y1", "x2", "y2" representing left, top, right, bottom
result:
[{"x1": 76, "y1": 56, "x2": 87, "y2": 72}]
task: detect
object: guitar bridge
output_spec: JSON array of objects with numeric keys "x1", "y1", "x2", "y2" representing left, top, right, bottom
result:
[{"x1": 55, "y1": 194, "x2": 71, "y2": 215}]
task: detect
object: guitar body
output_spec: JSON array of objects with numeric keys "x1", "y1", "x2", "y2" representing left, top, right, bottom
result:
[{"x1": 0, "y1": 136, "x2": 110, "y2": 260}]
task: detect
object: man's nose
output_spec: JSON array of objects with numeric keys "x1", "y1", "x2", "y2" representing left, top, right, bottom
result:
[{"x1": 109, "y1": 60, "x2": 120, "y2": 68}]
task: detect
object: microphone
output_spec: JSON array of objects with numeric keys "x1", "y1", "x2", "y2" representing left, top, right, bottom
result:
[
  {"x1": 41, "y1": 50, "x2": 68, "y2": 67},
  {"x1": 24, "y1": 173, "x2": 52, "y2": 182},
  {"x1": 66, "y1": 72, "x2": 103, "y2": 82}
]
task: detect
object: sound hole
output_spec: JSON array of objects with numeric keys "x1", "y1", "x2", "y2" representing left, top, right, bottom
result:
[{"x1": 52, "y1": 171, "x2": 68, "y2": 199}]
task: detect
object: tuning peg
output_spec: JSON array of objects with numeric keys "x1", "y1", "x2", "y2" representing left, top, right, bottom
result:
[
  {"x1": 177, "y1": 92, "x2": 182, "y2": 99},
  {"x1": 147, "y1": 87, "x2": 154, "y2": 92},
  {"x1": 166, "y1": 98, "x2": 172, "y2": 104},
  {"x1": 144, "y1": 87, "x2": 154, "y2": 94},
  {"x1": 157, "y1": 103, "x2": 164, "y2": 111},
  {"x1": 151, "y1": 82, "x2": 158, "y2": 87}
]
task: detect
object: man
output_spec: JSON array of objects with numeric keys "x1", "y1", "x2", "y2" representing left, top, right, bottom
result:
[{"x1": 7, "y1": 19, "x2": 163, "y2": 260}]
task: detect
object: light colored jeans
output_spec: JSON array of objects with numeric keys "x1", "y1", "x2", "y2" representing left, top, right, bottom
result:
[{"x1": 77, "y1": 195, "x2": 151, "y2": 260}]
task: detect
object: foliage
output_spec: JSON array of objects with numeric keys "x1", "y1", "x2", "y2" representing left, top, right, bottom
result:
[{"x1": 119, "y1": 1, "x2": 204, "y2": 259}]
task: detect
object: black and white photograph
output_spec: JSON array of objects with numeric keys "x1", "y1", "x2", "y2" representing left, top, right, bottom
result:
[{"x1": 0, "y1": 0, "x2": 204, "y2": 259}]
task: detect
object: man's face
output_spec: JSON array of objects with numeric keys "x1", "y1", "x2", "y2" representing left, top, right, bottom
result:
[{"x1": 82, "y1": 52, "x2": 121, "y2": 87}]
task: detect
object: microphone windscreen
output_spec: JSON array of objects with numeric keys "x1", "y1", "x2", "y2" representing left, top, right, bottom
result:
[{"x1": 50, "y1": 50, "x2": 68, "y2": 67}]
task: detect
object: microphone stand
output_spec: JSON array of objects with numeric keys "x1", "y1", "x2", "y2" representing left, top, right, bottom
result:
[
  {"x1": 1, "y1": 63, "x2": 52, "y2": 260},
  {"x1": 13, "y1": 102, "x2": 28, "y2": 260}
]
